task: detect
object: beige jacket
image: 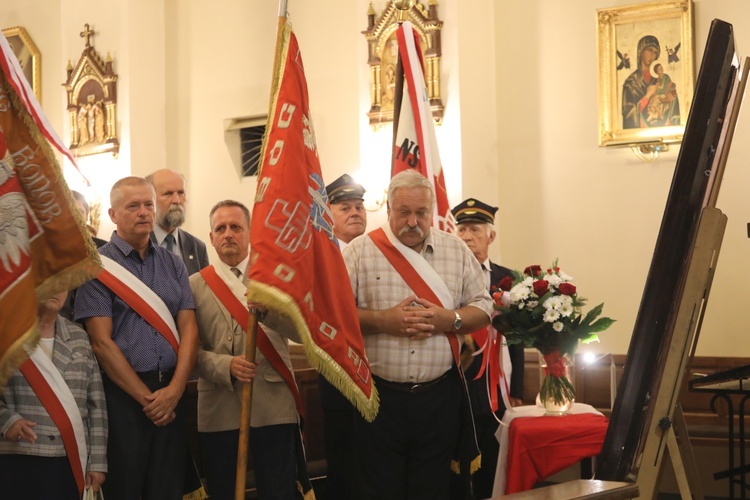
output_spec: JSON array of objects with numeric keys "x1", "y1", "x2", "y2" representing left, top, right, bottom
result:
[{"x1": 189, "y1": 272, "x2": 298, "y2": 432}]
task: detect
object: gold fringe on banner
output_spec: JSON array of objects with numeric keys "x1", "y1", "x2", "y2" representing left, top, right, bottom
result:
[{"x1": 248, "y1": 281, "x2": 379, "y2": 423}]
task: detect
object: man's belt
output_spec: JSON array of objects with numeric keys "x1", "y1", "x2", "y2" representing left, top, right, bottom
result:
[
  {"x1": 374, "y1": 371, "x2": 451, "y2": 395},
  {"x1": 136, "y1": 369, "x2": 175, "y2": 384}
]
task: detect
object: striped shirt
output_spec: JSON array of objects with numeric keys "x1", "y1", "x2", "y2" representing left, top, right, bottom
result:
[
  {"x1": 75, "y1": 232, "x2": 195, "y2": 372},
  {"x1": 0, "y1": 317, "x2": 108, "y2": 473},
  {"x1": 343, "y1": 225, "x2": 492, "y2": 383}
]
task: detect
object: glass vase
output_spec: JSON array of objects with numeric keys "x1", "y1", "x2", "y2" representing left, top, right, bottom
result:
[{"x1": 538, "y1": 350, "x2": 575, "y2": 415}]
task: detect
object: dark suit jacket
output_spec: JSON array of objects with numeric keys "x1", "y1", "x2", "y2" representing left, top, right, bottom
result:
[
  {"x1": 465, "y1": 262, "x2": 525, "y2": 416},
  {"x1": 150, "y1": 228, "x2": 209, "y2": 276},
  {"x1": 490, "y1": 262, "x2": 525, "y2": 404}
]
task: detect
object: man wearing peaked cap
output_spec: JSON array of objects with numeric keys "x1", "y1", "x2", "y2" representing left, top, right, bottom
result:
[
  {"x1": 452, "y1": 197, "x2": 498, "y2": 226},
  {"x1": 322, "y1": 173, "x2": 368, "y2": 499},
  {"x1": 326, "y1": 173, "x2": 367, "y2": 250},
  {"x1": 452, "y1": 197, "x2": 525, "y2": 499}
]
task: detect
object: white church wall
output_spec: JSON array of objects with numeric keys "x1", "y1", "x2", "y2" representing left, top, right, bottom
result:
[{"x1": 494, "y1": 0, "x2": 750, "y2": 357}]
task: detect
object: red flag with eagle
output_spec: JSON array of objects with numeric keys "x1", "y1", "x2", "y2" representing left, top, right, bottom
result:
[
  {"x1": 0, "y1": 32, "x2": 100, "y2": 389},
  {"x1": 392, "y1": 21, "x2": 454, "y2": 232},
  {"x1": 247, "y1": 17, "x2": 378, "y2": 422}
]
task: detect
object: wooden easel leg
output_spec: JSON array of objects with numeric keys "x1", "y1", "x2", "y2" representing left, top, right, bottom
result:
[
  {"x1": 674, "y1": 404, "x2": 705, "y2": 500},
  {"x1": 666, "y1": 427, "x2": 691, "y2": 499}
]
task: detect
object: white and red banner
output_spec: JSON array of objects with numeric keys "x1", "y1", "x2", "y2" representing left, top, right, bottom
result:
[
  {"x1": 392, "y1": 21, "x2": 454, "y2": 233},
  {"x1": 247, "y1": 17, "x2": 378, "y2": 422}
]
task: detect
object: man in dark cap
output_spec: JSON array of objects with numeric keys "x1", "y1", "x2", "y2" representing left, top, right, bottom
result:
[
  {"x1": 452, "y1": 197, "x2": 525, "y2": 499},
  {"x1": 322, "y1": 173, "x2": 367, "y2": 497},
  {"x1": 326, "y1": 173, "x2": 367, "y2": 250}
]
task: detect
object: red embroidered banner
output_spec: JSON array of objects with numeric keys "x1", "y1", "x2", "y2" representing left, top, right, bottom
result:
[
  {"x1": 247, "y1": 18, "x2": 378, "y2": 421},
  {"x1": 0, "y1": 35, "x2": 100, "y2": 389}
]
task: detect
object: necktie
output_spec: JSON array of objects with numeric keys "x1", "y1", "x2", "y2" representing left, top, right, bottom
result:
[
  {"x1": 165, "y1": 233, "x2": 175, "y2": 253},
  {"x1": 230, "y1": 267, "x2": 242, "y2": 279},
  {"x1": 481, "y1": 263, "x2": 487, "y2": 271}
]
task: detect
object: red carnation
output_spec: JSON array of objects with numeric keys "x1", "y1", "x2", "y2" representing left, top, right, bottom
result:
[
  {"x1": 524, "y1": 265, "x2": 542, "y2": 277},
  {"x1": 559, "y1": 283, "x2": 577, "y2": 296},
  {"x1": 498, "y1": 276, "x2": 514, "y2": 292},
  {"x1": 532, "y1": 279, "x2": 549, "y2": 297}
]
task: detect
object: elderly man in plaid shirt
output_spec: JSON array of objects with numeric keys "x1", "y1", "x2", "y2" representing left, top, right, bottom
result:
[{"x1": 343, "y1": 170, "x2": 492, "y2": 500}]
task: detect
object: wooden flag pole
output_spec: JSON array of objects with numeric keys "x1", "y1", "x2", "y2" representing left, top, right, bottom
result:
[
  {"x1": 234, "y1": 310, "x2": 259, "y2": 500},
  {"x1": 235, "y1": 3, "x2": 289, "y2": 499}
]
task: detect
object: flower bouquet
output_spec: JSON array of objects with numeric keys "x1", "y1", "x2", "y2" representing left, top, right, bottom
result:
[{"x1": 491, "y1": 261, "x2": 615, "y2": 413}]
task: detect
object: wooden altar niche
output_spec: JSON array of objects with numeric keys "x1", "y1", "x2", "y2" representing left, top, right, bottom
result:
[
  {"x1": 63, "y1": 24, "x2": 119, "y2": 157},
  {"x1": 596, "y1": 18, "x2": 748, "y2": 499},
  {"x1": 362, "y1": 0, "x2": 444, "y2": 127}
]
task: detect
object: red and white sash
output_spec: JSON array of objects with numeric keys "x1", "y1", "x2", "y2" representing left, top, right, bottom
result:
[
  {"x1": 97, "y1": 255, "x2": 180, "y2": 352},
  {"x1": 19, "y1": 346, "x2": 87, "y2": 498},
  {"x1": 199, "y1": 265, "x2": 304, "y2": 417},
  {"x1": 470, "y1": 324, "x2": 512, "y2": 414},
  {"x1": 368, "y1": 226, "x2": 462, "y2": 368}
]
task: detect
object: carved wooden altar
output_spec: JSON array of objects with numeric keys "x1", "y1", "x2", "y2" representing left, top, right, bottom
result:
[
  {"x1": 63, "y1": 24, "x2": 119, "y2": 157},
  {"x1": 362, "y1": 0, "x2": 444, "y2": 127}
]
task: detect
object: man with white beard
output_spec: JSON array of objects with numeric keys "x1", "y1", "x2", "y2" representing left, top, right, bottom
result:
[{"x1": 147, "y1": 169, "x2": 209, "y2": 275}]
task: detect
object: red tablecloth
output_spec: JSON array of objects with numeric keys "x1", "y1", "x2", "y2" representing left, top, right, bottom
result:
[{"x1": 504, "y1": 413, "x2": 609, "y2": 494}]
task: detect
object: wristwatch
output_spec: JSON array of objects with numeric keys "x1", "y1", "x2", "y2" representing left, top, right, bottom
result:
[{"x1": 452, "y1": 311, "x2": 463, "y2": 332}]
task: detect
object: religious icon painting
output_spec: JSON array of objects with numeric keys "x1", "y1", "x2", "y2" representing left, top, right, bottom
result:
[
  {"x1": 597, "y1": 1, "x2": 694, "y2": 147},
  {"x1": 2, "y1": 26, "x2": 41, "y2": 102}
]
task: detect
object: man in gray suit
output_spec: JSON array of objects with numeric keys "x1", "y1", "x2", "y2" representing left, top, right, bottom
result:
[
  {"x1": 147, "y1": 168, "x2": 209, "y2": 275},
  {"x1": 189, "y1": 200, "x2": 306, "y2": 500}
]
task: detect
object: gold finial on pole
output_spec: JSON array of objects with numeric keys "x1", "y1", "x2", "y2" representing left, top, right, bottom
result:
[{"x1": 394, "y1": 0, "x2": 415, "y2": 23}]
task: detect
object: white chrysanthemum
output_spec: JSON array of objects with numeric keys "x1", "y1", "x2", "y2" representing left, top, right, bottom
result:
[
  {"x1": 523, "y1": 276, "x2": 534, "y2": 286},
  {"x1": 527, "y1": 300, "x2": 539, "y2": 309},
  {"x1": 544, "y1": 273, "x2": 562, "y2": 287},
  {"x1": 509, "y1": 283, "x2": 531, "y2": 303},
  {"x1": 543, "y1": 309, "x2": 560, "y2": 323},
  {"x1": 559, "y1": 301, "x2": 574, "y2": 317},
  {"x1": 544, "y1": 296, "x2": 563, "y2": 311},
  {"x1": 553, "y1": 321, "x2": 564, "y2": 332},
  {"x1": 559, "y1": 271, "x2": 573, "y2": 281}
]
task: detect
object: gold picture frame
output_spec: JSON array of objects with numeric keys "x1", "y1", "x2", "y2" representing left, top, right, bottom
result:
[
  {"x1": 2, "y1": 26, "x2": 41, "y2": 102},
  {"x1": 597, "y1": 1, "x2": 694, "y2": 147}
]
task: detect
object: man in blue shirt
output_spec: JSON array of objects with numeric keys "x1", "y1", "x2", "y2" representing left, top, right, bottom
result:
[{"x1": 76, "y1": 176, "x2": 198, "y2": 500}]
